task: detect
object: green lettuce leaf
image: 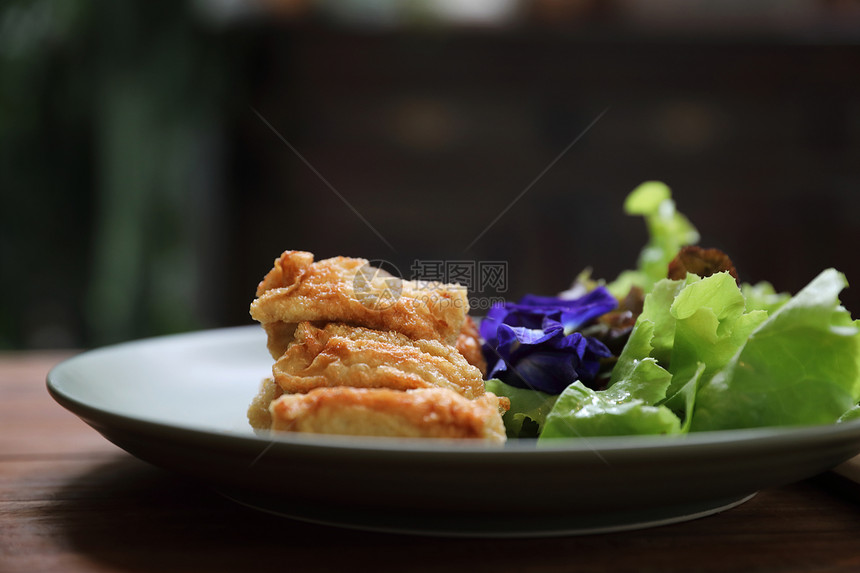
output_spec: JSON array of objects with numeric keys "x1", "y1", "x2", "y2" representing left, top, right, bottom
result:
[
  {"x1": 691, "y1": 269, "x2": 860, "y2": 430},
  {"x1": 538, "y1": 322, "x2": 678, "y2": 440},
  {"x1": 838, "y1": 404, "x2": 860, "y2": 423},
  {"x1": 610, "y1": 276, "x2": 688, "y2": 375},
  {"x1": 606, "y1": 318, "x2": 673, "y2": 404},
  {"x1": 608, "y1": 181, "x2": 699, "y2": 298},
  {"x1": 608, "y1": 272, "x2": 767, "y2": 414},
  {"x1": 484, "y1": 379, "x2": 558, "y2": 438},
  {"x1": 672, "y1": 362, "x2": 705, "y2": 433},
  {"x1": 741, "y1": 281, "x2": 790, "y2": 314},
  {"x1": 539, "y1": 381, "x2": 681, "y2": 439},
  {"x1": 664, "y1": 272, "x2": 769, "y2": 402}
]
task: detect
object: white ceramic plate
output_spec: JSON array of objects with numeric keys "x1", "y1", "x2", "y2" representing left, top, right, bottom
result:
[{"x1": 47, "y1": 326, "x2": 860, "y2": 537}]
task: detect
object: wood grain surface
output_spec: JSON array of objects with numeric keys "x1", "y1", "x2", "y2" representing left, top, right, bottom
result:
[{"x1": 2, "y1": 351, "x2": 860, "y2": 573}]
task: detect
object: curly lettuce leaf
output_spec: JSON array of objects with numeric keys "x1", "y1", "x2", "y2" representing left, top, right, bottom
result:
[
  {"x1": 484, "y1": 378, "x2": 558, "y2": 438},
  {"x1": 741, "y1": 281, "x2": 790, "y2": 314},
  {"x1": 672, "y1": 362, "x2": 705, "y2": 432},
  {"x1": 608, "y1": 272, "x2": 767, "y2": 413},
  {"x1": 691, "y1": 269, "x2": 860, "y2": 430},
  {"x1": 611, "y1": 276, "x2": 688, "y2": 375},
  {"x1": 537, "y1": 322, "x2": 678, "y2": 440},
  {"x1": 608, "y1": 181, "x2": 699, "y2": 298},
  {"x1": 665, "y1": 272, "x2": 769, "y2": 402},
  {"x1": 606, "y1": 318, "x2": 673, "y2": 404},
  {"x1": 539, "y1": 381, "x2": 681, "y2": 439}
]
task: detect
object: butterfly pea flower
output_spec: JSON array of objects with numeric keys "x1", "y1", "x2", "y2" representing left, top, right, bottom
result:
[{"x1": 480, "y1": 287, "x2": 617, "y2": 394}]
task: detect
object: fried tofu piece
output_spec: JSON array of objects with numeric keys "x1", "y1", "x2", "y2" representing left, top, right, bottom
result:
[
  {"x1": 250, "y1": 251, "x2": 469, "y2": 358},
  {"x1": 269, "y1": 386, "x2": 508, "y2": 443},
  {"x1": 272, "y1": 322, "x2": 486, "y2": 399},
  {"x1": 456, "y1": 315, "x2": 487, "y2": 376}
]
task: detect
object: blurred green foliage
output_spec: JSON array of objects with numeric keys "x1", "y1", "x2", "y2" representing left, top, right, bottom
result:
[{"x1": 0, "y1": 0, "x2": 248, "y2": 348}]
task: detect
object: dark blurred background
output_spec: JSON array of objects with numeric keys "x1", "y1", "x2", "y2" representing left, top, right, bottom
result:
[{"x1": 2, "y1": 0, "x2": 860, "y2": 350}]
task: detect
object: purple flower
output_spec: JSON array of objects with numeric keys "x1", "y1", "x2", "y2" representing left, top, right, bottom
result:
[{"x1": 481, "y1": 287, "x2": 617, "y2": 394}]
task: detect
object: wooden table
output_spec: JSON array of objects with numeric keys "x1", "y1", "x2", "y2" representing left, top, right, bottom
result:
[{"x1": 2, "y1": 352, "x2": 860, "y2": 573}]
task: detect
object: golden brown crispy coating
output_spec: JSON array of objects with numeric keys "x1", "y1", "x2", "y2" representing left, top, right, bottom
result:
[
  {"x1": 255, "y1": 250, "x2": 315, "y2": 296},
  {"x1": 247, "y1": 377, "x2": 283, "y2": 431},
  {"x1": 250, "y1": 251, "x2": 469, "y2": 357},
  {"x1": 456, "y1": 315, "x2": 487, "y2": 376},
  {"x1": 269, "y1": 386, "x2": 508, "y2": 443},
  {"x1": 272, "y1": 322, "x2": 485, "y2": 399}
]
